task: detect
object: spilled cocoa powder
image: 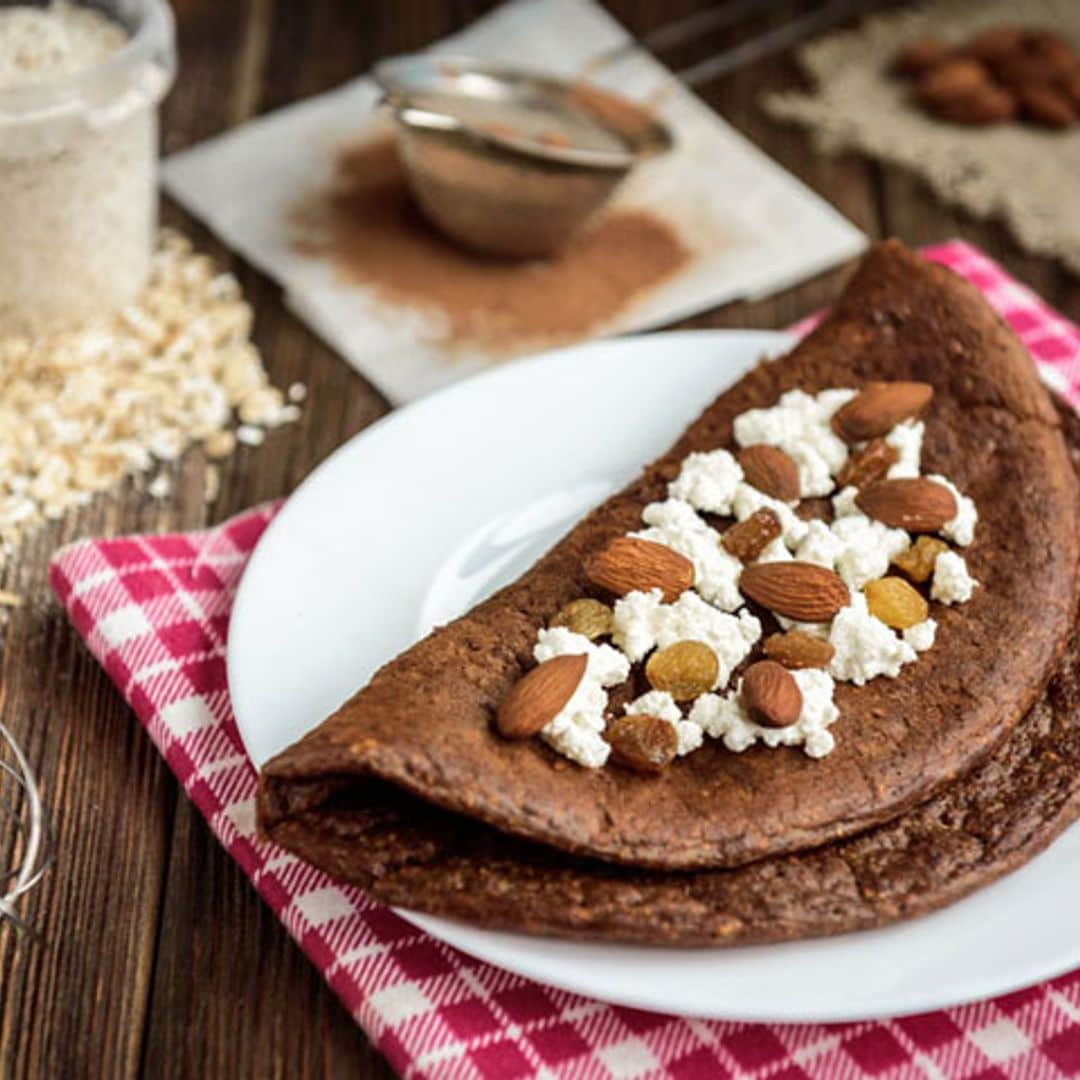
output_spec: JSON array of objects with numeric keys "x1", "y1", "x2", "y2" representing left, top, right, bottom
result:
[{"x1": 291, "y1": 135, "x2": 689, "y2": 352}]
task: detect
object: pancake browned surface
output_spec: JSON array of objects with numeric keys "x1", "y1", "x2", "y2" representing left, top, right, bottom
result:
[
  {"x1": 258, "y1": 401, "x2": 1080, "y2": 946},
  {"x1": 259, "y1": 240, "x2": 1080, "y2": 871}
]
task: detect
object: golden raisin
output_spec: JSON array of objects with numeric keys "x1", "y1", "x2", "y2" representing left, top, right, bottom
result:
[
  {"x1": 763, "y1": 630, "x2": 835, "y2": 670},
  {"x1": 551, "y1": 597, "x2": 614, "y2": 640},
  {"x1": 891, "y1": 536, "x2": 949, "y2": 584},
  {"x1": 865, "y1": 576, "x2": 929, "y2": 630},
  {"x1": 605, "y1": 714, "x2": 678, "y2": 773},
  {"x1": 645, "y1": 640, "x2": 719, "y2": 701},
  {"x1": 721, "y1": 508, "x2": 781, "y2": 562},
  {"x1": 836, "y1": 438, "x2": 899, "y2": 490}
]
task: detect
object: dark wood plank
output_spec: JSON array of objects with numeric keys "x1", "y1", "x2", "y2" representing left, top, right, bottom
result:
[
  {"x1": 0, "y1": 1, "x2": 284, "y2": 1078},
  {"x1": 142, "y1": 4, "x2": 884, "y2": 1078},
  {"x1": 141, "y1": 2, "x2": 497, "y2": 1078},
  {"x1": 5, "y1": 0, "x2": 1075, "y2": 1076}
]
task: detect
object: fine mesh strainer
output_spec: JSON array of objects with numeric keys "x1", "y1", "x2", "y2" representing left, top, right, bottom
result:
[
  {"x1": 0, "y1": 722, "x2": 50, "y2": 934},
  {"x1": 374, "y1": 0, "x2": 872, "y2": 258}
]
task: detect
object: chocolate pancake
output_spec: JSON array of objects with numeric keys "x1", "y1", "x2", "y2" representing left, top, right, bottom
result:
[
  {"x1": 259, "y1": 240, "x2": 1080, "y2": 871},
  {"x1": 257, "y1": 401, "x2": 1080, "y2": 946}
]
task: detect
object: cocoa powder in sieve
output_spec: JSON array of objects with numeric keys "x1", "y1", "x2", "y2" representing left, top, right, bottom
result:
[{"x1": 291, "y1": 135, "x2": 689, "y2": 352}]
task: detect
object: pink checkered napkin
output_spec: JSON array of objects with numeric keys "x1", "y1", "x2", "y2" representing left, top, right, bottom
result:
[{"x1": 51, "y1": 242, "x2": 1080, "y2": 1080}]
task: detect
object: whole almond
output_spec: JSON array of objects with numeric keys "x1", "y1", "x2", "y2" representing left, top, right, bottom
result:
[
  {"x1": 892, "y1": 36, "x2": 951, "y2": 78},
  {"x1": 763, "y1": 630, "x2": 836, "y2": 670},
  {"x1": 836, "y1": 437, "x2": 900, "y2": 490},
  {"x1": 585, "y1": 536, "x2": 694, "y2": 603},
  {"x1": 1062, "y1": 72, "x2": 1080, "y2": 110},
  {"x1": 737, "y1": 444, "x2": 800, "y2": 501},
  {"x1": 606, "y1": 714, "x2": 678, "y2": 773},
  {"x1": 1017, "y1": 84, "x2": 1075, "y2": 128},
  {"x1": 831, "y1": 382, "x2": 934, "y2": 442},
  {"x1": 497, "y1": 653, "x2": 586, "y2": 739},
  {"x1": 927, "y1": 83, "x2": 1017, "y2": 124},
  {"x1": 856, "y1": 478, "x2": 958, "y2": 532},
  {"x1": 964, "y1": 26, "x2": 1023, "y2": 65},
  {"x1": 741, "y1": 660, "x2": 803, "y2": 729},
  {"x1": 739, "y1": 561, "x2": 850, "y2": 623},
  {"x1": 721, "y1": 508, "x2": 781, "y2": 562},
  {"x1": 1024, "y1": 30, "x2": 1079, "y2": 81},
  {"x1": 916, "y1": 58, "x2": 990, "y2": 107}
]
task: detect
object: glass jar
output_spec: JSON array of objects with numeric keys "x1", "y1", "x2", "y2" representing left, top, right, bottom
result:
[{"x1": 0, "y1": 0, "x2": 176, "y2": 338}]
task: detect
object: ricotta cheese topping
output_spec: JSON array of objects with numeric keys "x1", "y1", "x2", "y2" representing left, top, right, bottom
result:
[{"x1": 690, "y1": 668, "x2": 839, "y2": 759}]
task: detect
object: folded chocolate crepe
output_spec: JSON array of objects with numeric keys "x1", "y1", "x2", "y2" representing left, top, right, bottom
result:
[
  {"x1": 259, "y1": 556, "x2": 1080, "y2": 945},
  {"x1": 260, "y1": 241, "x2": 1080, "y2": 901}
]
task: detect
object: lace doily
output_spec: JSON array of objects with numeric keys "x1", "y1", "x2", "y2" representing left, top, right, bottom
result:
[{"x1": 766, "y1": 0, "x2": 1080, "y2": 273}]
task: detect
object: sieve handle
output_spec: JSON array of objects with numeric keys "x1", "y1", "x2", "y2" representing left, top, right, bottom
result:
[{"x1": 582, "y1": 0, "x2": 882, "y2": 90}]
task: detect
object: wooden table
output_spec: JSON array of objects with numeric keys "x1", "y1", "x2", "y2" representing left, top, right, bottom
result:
[{"x1": 1, "y1": 1, "x2": 1076, "y2": 1076}]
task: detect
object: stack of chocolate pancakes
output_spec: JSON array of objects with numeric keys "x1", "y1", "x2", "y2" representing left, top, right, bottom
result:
[{"x1": 258, "y1": 242, "x2": 1080, "y2": 945}]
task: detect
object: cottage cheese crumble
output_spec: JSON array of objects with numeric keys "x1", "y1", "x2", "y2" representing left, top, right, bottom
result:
[
  {"x1": 611, "y1": 589, "x2": 761, "y2": 680},
  {"x1": 829, "y1": 592, "x2": 917, "y2": 685},
  {"x1": 931, "y1": 551, "x2": 978, "y2": 604},
  {"x1": 885, "y1": 420, "x2": 924, "y2": 479},
  {"x1": 830, "y1": 514, "x2": 911, "y2": 590},
  {"x1": 797, "y1": 490, "x2": 911, "y2": 589},
  {"x1": 691, "y1": 668, "x2": 839, "y2": 759},
  {"x1": 668, "y1": 449, "x2": 742, "y2": 515},
  {"x1": 733, "y1": 388, "x2": 854, "y2": 496},
  {"x1": 731, "y1": 482, "x2": 809, "y2": 546},
  {"x1": 904, "y1": 618, "x2": 937, "y2": 652},
  {"x1": 522, "y1": 382, "x2": 980, "y2": 768},
  {"x1": 533, "y1": 628, "x2": 630, "y2": 768},
  {"x1": 634, "y1": 498, "x2": 743, "y2": 611},
  {"x1": 928, "y1": 474, "x2": 978, "y2": 547},
  {"x1": 625, "y1": 690, "x2": 703, "y2": 756}
]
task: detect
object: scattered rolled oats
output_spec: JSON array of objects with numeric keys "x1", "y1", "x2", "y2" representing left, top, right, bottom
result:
[
  {"x1": 204, "y1": 464, "x2": 220, "y2": 503},
  {"x1": 235, "y1": 425, "x2": 266, "y2": 447},
  {"x1": 0, "y1": 230, "x2": 299, "y2": 566},
  {"x1": 203, "y1": 430, "x2": 236, "y2": 460}
]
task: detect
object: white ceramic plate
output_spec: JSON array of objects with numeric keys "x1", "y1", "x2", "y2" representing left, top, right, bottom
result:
[{"x1": 229, "y1": 331, "x2": 1080, "y2": 1022}]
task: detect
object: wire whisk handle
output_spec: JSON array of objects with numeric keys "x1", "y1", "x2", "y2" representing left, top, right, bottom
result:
[{"x1": 1, "y1": 721, "x2": 51, "y2": 935}]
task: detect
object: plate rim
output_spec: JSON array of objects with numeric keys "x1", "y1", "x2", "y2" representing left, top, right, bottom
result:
[{"x1": 228, "y1": 327, "x2": 1080, "y2": 1023}]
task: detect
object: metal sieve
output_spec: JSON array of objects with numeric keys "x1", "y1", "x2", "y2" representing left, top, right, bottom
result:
[
  {"x1": 374, "y1": 54, "x2": 674, "y2": 259},
  {"x1": 373, "y1": 0, "x2": 875, "y2": 259}
]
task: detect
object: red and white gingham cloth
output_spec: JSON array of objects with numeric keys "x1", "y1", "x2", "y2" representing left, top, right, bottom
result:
[{"x1": 50, "y1": 243, "x2": 1080, "y2": 1079}]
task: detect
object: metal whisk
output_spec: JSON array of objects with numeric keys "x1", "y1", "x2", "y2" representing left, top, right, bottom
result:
[{"x1": 0, "y1": 721, "x2": 50, "y2": 934}]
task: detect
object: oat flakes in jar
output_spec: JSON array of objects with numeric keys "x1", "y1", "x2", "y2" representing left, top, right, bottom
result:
[{"x1": 0, "y1": 0, "x2": 175, "y2": 338}]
